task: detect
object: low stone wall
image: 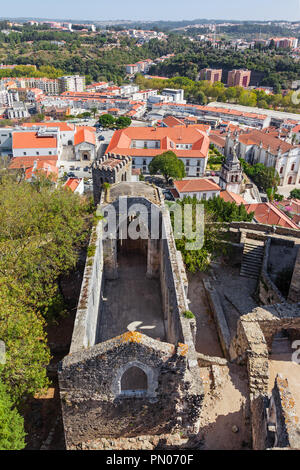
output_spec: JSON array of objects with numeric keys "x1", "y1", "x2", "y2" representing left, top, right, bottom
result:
[
  {"x1": 203, "y1": 279, "x2": 231, "y2": 359},
  {"x1": 258, "y1": 239, "x2": 286, "y2": 306},
  {"x1": 266, "y1": 375, "x2": 300, "y2": 449},
  {"x1": 229, "y1": 222, "x2": 300, "y2": 240},
  {"x1": 69, "y1": 222, "x2": 104, "y2": 353}
]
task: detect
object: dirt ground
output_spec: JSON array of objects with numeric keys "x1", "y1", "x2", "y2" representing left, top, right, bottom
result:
[
  {"x1": 198, "y1": 364, "x2": 251, "y2": 450},
  {"x1": 188, "y1": 271, "x2": 224, "y2": 358}
]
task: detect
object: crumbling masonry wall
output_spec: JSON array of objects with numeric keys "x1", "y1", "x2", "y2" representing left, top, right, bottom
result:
[
  {"x1": 230, "y1": 303, "x2": 300, "y2": 449},
  {"x1": 266, "y1": 375, "x2": 300, "y2": 449},
  {"x1": 59, "y1": 334, "x2": 203, "y2": 449}
]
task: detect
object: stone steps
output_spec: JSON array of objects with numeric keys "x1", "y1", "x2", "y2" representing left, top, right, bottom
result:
[{"x1": 240, "y1": 242, "x2": 264, "y2": 280}]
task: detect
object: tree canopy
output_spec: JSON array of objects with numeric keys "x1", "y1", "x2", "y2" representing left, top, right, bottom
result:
[
  {"x1": 290, "y1": 189, "x2": 300, "y2": 200},
  {"x1": 0, "y1": 175, "x2": 92, "y2": 403},
  {"x1": 171, "y1": 196, "x2": 254, "y2": 273},
  {"x1": 0, "y1": 379, "x2": 25, "y2": 450},
  {"x1": 240, "y1": 159, "x2": 280, "y2": 193},
  {"x1": 149, "y1": 151, "x2": 186, "y2": 183}
]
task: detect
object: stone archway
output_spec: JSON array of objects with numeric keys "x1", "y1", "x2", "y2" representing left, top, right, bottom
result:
[{"x1": 112, "y1": 361, "x2": 158, "y2": 398}]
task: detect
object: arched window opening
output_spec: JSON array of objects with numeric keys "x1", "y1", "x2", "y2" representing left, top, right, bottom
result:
[{"x1": 121, "y1": 366, "x2": 148, "y2": 395}]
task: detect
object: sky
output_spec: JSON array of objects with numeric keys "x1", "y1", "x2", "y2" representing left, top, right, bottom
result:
[{"x1": 1, "y1": 0, "x2": 300, "y2": 22}]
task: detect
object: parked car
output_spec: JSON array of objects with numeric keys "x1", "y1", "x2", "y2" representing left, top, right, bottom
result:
[
  {"x1": 67, "y1": 172, "x2": 75, "y2": 177},
  {"x1": 83, "y1": 167, "x2": 90, "y2": 172},
  {"x1": 162, "y1": 190, "x2": 175, "y2": 202}
]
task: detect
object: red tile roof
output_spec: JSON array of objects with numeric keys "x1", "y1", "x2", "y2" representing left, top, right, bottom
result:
[
  {"x1": 174, "y1": 178, "x2": 221, "y2": 193},
  {"x1": 74, "y1": 127, "x2": 96, "y2": 146},
  {"x1": 238, "y1": 129, "x2": 294, "y2": 154},
  {"x1": 64, "y1": 177, "x2": 83, "y2": 192},
  {"x1": 9, "y1": 156, "x2": 58, "y2": 170},
  {"x1": 220, "y1": 190, "x2": 247, "y2": 205},
  {"x1": 244, "y1": 202, "x2": 299, "y2": 229},
  {"x1": 12, "y1": 131, "x2": 58, "y2": 149},
  {"x1": 106, "y1": 126, "x2": 209, "y2": 159},
  {"x1": 21, "y1": 122, "x2": 75, "y2": 132},
  {"x1": 209, "y1": 134, "x2": 226, "y2": 148}
]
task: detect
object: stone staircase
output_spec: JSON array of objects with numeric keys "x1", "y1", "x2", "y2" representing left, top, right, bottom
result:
[{"x1": 240, "y1": 241, "x2": 264, "y2": 279}]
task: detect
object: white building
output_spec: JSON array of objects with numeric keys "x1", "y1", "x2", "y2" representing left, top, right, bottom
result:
[
  {"x1": 173, "y1": 178, "x2": 221, "y2": 200},
  {"x1": 161, "y1": 88, "x2": 185, "y2": 103},
  {"x1": 59, "y1": 75, "x2": 86, "y2": 93},
  {"x1": 12, "y1": 128, "x2": 62, "y2": 160},
  {"x1": 226, "y1": 130, "x2": 300, "y2": 187}
]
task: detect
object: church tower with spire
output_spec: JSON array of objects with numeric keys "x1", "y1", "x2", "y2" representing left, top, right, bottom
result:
[{"x1": 220, "y1": 137, "x2": 243, "y2": 194}]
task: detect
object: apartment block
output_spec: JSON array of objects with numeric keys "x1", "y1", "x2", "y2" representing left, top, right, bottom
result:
[
  {"x1": 227, "y1": 69, "x2": 252, "y2": 88},
  {"x1": 199, "y1": 68, "x2": 223, "y2": 83},
  {"x1": 59, "y1": 75, "x2": 86, "y2": 93}
]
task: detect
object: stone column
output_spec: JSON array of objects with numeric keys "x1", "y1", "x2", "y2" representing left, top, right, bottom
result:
[
  {"x1": 146, "y1": 239, "x2": 160, "y2": 279},
  {"x1": 103, "y1": 235, "x2": 118, "y2": 280}
]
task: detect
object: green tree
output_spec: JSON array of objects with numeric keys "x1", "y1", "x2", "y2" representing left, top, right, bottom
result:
[
  {"x1": 0, "y1": 283, "x2": 51, "y2": 403},
  {"x1": 115, "y1": 116, "x2": 132, "y2": 129},
  {"x1": 290, "y1": 189, "x2": 300, "y2": 200},
  {"x1": 98, "y1": 114, "x2": 115, "y2": 128},
  {"x1": 0, "y1": 380, "x2": 25, "y2": 450},
  {"x1": 172, "y1": 196, "x2": 254, "y2": 273},
  {"x1": 91, "y1": 107, "x2": 98, "y2": 118},
  {"x1": 149, "y1": 151, "x2": 185, "y2": 184}
]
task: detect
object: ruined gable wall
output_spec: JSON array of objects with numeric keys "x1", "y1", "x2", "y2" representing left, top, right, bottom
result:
[{"x1": 59, "y1": 334, "x2": 203, "y2": 449}]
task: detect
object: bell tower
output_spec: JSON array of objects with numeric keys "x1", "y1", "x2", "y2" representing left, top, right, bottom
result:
[{"x1": 220, "y1": 138, "x2": 243, "y2": 194}]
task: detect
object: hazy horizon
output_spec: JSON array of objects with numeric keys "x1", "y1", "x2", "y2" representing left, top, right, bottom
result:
[{"x1": 0, "y1": 0, "x2": 300, "y2": 23}]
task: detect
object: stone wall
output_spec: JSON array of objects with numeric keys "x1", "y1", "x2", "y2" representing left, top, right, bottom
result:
[
  {"x1": 267, "y1": 375, "x2": 300, "y2": 449},
  {"x1": 288, "y1": 247, "x2": 300, "y2": 304},
  {"x1": 258, "y1": 239, "x2": 286, "y2": 306},
  {"x1": 69, "y1": 222, "x2": 104, "y2": 353},
  {"x1": 59, "y1": 333, "x2": 203, "y2": 448},
  {"x1": 230, "y1": 303, "x2": 300, "y2": 449},
  {"x1": 203, "y1": 279, "x2": 231, "y2": 359}
]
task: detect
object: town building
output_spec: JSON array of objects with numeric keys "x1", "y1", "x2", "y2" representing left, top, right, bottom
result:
[
  {"x1": 105, "y1": 125, "x2": 210, "y2": 177},
  {"x1": 12, "y1": 127, "x2": 61, "y2": 160},
  {"x1": 59, "y1": 75, "x2": 86, "y2": 93},
  {"x1": 161, "y1": 88, "x2": 185, "y2": 103},
  {"x1": 64, "y1": 177, "x2": 84, "y2": 195},
  {"x1": 199, "y1": 68, "x2": 222, "y2": 83},
  {"x1": 225, "y1": 129, "x2": 300, "y2": 186},
  {"x1": 227, "y1": 69, "x2": 252, "y2": 88},
  {"x1": 173, "y1": 178, "x2": 221, "y2": 200},
  {"x1": 74, "y1": 127, "x2": 96, "y2": 162},
  {"x1": 220, "y1": 139, "x2": 243, "y2": 194}
]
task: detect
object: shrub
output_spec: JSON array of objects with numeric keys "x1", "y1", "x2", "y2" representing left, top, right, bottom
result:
[
  {"x1": 183, "y1": 310, "x2": 195, "y2": 319},
  {"x1": 0, "y1": 380, "x2": 26, "y2": 450},
  {"x1": 87, "y1": 244, "x2": 96, "y2": 258}
]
